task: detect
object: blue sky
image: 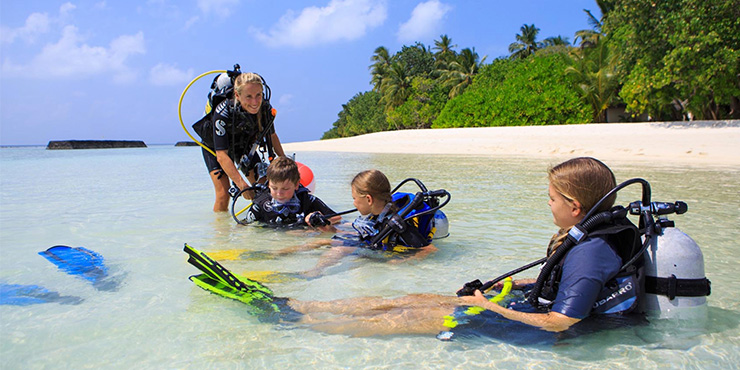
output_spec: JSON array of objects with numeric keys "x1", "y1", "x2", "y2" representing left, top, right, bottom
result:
[{"x1": 0, "y1": 0, "x2": 599, "y2": 146}]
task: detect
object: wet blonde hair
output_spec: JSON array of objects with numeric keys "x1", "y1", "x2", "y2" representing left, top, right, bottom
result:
[
  {"x1": 233, "y1": 72, "x2": 265, "y2": 131},
  {"x1": 351, "y1": 169, "x2": 392, "y2": 205},
  {"x1": 546, "y1": 157, "x2": 616, "y2": 255}
]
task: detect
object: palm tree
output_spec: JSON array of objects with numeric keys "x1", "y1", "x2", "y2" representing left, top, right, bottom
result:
[
  {"x1": 369, "y1": 46, "x2": 391, "y2": 92},
  {"x1": 508, "y1": 24, "x2": 541, "y2": 59},
  {"x1": 574, "y1": 0, "x2": 612, "y2": 47},
  {"x1": 432, "y1": 34, "x2": 457, "y2": 62},
  {"x1": 380, "y1": 61, "x2": 413, "y2": 113},
  {"x1": 438, "y1": 48, "x2": 487, "y2": 98},
  {"x1": 542, "y1": 36, "x2": 570, "y2": 47},
  {"x1": 565, "y1": 38, "x2": 619, "y2": 122}
]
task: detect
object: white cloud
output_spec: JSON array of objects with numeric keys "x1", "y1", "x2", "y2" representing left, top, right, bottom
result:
[
  {"x1": 0, "y1": 12, "x2": 51, "y2": 44},
  {"x1": 397, "y1": 0, "x2": 452, "y2": 42},
  {"x1": 253, "y1": 0, "x2": 387, "y2": 48},
  {"x1": 149, "y1": 63, "x2": 194, "y2": 86},
  {"x1": 197, "y1": 0, "x2": 240, "y2": 18},
  {"x1": 2, "y1": 26, "x2": 146, "y2": 83},
  {"x1": 59, "y1": 2, "x2": 77, "y2": 17},
  {"x1": 1, "y1": 2, "x2": 75, "y2": 45}
]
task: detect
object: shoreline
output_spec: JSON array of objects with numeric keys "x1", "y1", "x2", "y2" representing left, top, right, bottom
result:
[{"x1": 284, "y1": 121, "x2": 740, "y2": 167}]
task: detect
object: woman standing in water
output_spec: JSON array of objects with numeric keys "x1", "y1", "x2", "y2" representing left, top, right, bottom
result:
[{"x1": 201, "y1": 72, "x2": 284, "y2": 211}]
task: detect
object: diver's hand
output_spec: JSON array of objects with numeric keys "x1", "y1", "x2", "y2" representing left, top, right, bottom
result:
[
  {"x1": 459, "y1": 290, "x2": 490, "y2": 307},
  {"x1": 306, "y1": 212, "x2": 329, "y2": 227}
]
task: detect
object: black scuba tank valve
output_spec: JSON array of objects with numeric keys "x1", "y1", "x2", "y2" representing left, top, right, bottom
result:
[{"x1": 629, "y1": 201, "x2": 688, "y2": 216}]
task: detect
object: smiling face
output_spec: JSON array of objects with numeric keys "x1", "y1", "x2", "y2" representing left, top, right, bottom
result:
[
  {"x1": 235, "y1": 83, "x2": 263, "y2": 114},
  {"x1": 548, "y1": 183, "x2": 583, "y2": 229},
  {"x1": 269, "y1": 179, "x2": 299, "y2": 203}
]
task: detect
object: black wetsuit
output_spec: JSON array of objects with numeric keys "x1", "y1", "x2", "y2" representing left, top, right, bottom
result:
[
  {"x1": 200, "y1": 99, "x2": 276, "y2": 174},
  {"x1": 243, "y1": 186, "x2": 334, "y2": 227}
]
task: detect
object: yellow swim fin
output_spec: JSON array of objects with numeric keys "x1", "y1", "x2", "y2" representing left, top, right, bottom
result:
[
  {"x1": 206, "y1": 249, "x2": 277, "y2": 261},
  {"x1": 238, "y1": 271, "x2": 304, "y2": 284}
]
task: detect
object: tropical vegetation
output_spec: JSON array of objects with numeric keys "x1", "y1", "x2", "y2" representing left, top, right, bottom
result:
[{"x1": 322, "y1": 0, "x2": 739, "y2": 139}]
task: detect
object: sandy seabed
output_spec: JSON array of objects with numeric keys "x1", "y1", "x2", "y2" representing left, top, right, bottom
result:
[{"x1": 284, "y1": 121, "x2": 740, "y2": 167}]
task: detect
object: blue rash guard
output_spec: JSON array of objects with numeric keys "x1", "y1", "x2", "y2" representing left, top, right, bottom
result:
[{"x1": 550, "y1": 235, "x2": 622, "y2": 319}]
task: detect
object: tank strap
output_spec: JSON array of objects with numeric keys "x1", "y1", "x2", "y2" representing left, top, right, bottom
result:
[{"x1": 645, "y1": 274, "x2": 711, "y2": 300}]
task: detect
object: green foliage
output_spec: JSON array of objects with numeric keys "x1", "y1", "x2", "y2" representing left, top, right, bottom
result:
[
  {"x1": 508, "y1": 24, "x2": 542, "y2": 60},
  {"x1": 324, "y1": 6, "x2": 739, "y2": 140},
  {"x1": 380, "y1": 61, "x2": 413, "y2": 110},
  {"x1": 392, "y1": 43, "x2": 435, "y2": 78},
  {"x1": 605, "y1": 0, "x2": 740, "y2": 119},
  {"x1": 438, "y1": 48, "x2": 487, "y2": 98},
  {"x1": 434, "y1": 54, "x2": 592, "y2": 128},
  {"x1": 322, "y1": 91, "x2": 387, "y2": 139},
  {"x1": 566, "y1": 37, "x2": 620, "y2": 122},
  {"x1": 386, "y1": 77, "x2": 448, "y2": 130},
  {"x1": 369, "y1": 46, "x2": 392, "y2": 92}
]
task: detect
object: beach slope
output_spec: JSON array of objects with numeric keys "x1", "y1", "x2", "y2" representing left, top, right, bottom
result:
[{"x1": 284, "y1": 121, "x2": 740, "y2": 166}]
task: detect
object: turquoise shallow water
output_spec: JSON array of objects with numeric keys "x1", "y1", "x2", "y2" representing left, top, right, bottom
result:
[{"x1": 1, "y1": 145, "x2": 739, "y2": 369}]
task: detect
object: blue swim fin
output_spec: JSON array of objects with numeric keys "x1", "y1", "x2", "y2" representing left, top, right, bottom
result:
[
  {"x1": 0, "y1": 283, "x2": 83, "y2": 306},
  {"x1": 39, "y1": 246, "x2": 120, "y2": 291}
]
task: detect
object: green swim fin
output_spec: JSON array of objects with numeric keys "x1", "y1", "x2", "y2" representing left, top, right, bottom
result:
[
  {"x1": 184, "y1": 244, "x2": 279, "y2": 315},
  {"x1": 183, "y1": 243, "x2": 274, "y2": 297}
]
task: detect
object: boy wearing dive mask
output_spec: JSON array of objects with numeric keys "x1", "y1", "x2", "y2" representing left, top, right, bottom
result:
[{"x1": 243, "y1": 156, "x2": 339, "y2": 231}]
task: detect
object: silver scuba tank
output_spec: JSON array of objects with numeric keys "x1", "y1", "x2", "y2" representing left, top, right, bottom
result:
[
  {"x1": 432, "y1": 210, "x2": 449, "y2": 240},
  {"x1": 641, "y1": 226, "x2": 710, "y2": 320}
]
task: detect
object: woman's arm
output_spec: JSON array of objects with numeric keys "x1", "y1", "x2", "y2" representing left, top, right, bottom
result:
[
  {"x1": 460, "y1": 290, "x2": 580, "y2": 332},
  {"x1": 216, "y1": 149, "x2": 250, "y2": 192},
  {"x1": 270, "y1": 132, "x2": 285, "y2": 157}
]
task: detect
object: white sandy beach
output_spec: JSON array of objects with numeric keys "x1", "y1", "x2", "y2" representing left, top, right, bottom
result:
[{"x1": 284, "y1": 121, "x2": 740, "y2": 167}]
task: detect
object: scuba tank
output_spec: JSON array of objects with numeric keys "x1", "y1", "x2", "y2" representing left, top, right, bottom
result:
[{"x1": 634, "y1": 201, "x2": 711, "y2": 319}]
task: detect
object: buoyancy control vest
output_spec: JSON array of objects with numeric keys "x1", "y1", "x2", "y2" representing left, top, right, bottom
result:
[
  {"x1": 364, "y1": 192, "x2": 437, "y2": 251},
  {"x1": 246, "y1": 186, "x2": 318, "y2": 227},
  {"x1": 194, "y1": 99, "x2": 276, "y2": 159},
  {"x1": 537, "y1": 214, "x2": 644, "y2": 315}
]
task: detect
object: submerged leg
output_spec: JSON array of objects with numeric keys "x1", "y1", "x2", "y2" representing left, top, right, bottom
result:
[
  {"x1": 300, "y1": 246, "x2": 355, "y2": 278},
  {"x1": 210, "y1": 169, "x2": 231, "y2": 212},
  {"x1": 288, "y1": 293, "x2": 461, "y2": 316},
  {"x1": 303, "y1": 306, "x2": 454, "y2": 337},
  {"x1": 273, "y1": 239, "x2": 334, "y2": 256}
]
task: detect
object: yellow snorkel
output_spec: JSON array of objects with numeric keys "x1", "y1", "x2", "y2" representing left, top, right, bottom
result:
[
  {"x1": 442, "y1": 277, "x2": 514, "y2": 328},
  {"x1": 462, "y1": 277, "x2": 513, "y2": 315}
]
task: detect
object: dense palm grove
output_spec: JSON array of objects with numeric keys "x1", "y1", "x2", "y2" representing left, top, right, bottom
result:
[{"x1": 322, "y1": 0, "x2": 739, "y2": 139}]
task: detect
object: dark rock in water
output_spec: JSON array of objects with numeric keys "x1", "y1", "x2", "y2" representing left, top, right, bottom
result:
[
  {"x1": 175, "y1": 141, "x2": 199, "y2": 147},
  {"x1": 47, "y1": 140, "x2": 147, "y2": 150}
]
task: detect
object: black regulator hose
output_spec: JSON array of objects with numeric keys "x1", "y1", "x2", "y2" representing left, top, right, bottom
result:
[{"x1": 230, "y1": 184, "x2": 265, "y2": 225}]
